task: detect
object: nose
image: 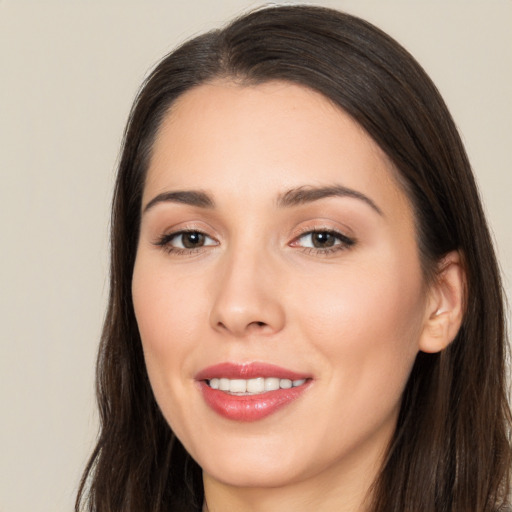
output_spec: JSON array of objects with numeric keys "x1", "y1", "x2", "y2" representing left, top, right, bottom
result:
[{"x1": 209, "y1": 245, "x2": 286, "y2": 338}]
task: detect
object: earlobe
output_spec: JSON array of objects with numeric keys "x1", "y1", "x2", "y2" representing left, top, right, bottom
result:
[{"x1": 419, "y1": 251, "x2": 466, "y2": 354}]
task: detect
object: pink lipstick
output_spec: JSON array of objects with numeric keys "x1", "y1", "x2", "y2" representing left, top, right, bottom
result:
[{"x1": 196, "y1": 362, "x2": 312, "y2": 422}]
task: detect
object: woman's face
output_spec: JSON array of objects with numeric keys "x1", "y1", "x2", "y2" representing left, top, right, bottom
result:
[{"x1": 132, "y1": 81, "x2": 431, "y2": 491}]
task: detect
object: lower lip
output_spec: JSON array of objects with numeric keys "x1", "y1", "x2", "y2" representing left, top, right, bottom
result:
[{"x1": 199, "y1": 381, "x2": 311, "y2": 422}]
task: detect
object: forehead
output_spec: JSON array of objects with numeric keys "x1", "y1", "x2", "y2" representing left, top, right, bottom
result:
[{"x1": 144, "y1": 80, "x2": 410, "y2": 218}]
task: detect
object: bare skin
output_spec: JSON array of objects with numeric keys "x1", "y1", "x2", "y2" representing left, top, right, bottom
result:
[{"x1": 132, "y1": 81, "x2": 465, "y2": 512}]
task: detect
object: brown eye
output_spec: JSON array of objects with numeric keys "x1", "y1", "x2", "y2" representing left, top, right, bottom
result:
[
  {"x1": 311, "y1": 232, "x2": 336, "y2": 248},
  {"x1": 181, "y1": 232, "x2": 206, "y2": 248},
  {"x1": 294, "y1": 230, "x2": 355, "y2": 252},
  {"x1": 155, "y1": 230, "x2": 217, "y2": 252}
]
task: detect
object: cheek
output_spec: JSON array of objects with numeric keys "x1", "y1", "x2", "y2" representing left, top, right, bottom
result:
[
  {"x1": 133, "y1": 257, "x2": 203, "y2": 348},
  {"x1": 131, "y1": 257, "x2": 208, "y2": 398},
  {"x1": 286, "y1": 262, "x2": 426, "y2": 472},
  {"x1": 294, "y1": 252, "x2": 426, "y2": 408},
  {"x1": 131, "y1": 257, "x2": 215, "y2": 447}
]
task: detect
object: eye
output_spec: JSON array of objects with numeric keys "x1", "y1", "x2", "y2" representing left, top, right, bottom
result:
[
  {"x1": 155, "y1": 230, "x2": 218, "y2": 253},
  {"x1": 172, "y1": 231, "x2": 215, "y2": 249},
  {"x1": 292, "y1": 230, "x2": 355, "y2": 253}
]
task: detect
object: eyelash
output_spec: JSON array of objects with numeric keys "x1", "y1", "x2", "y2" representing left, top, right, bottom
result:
[
  {"x1": 292, "y1": 229, "x2": 356, "y2": 255},
  {"x1": 153, "y1": 228, "x2": 356, "y2": 256},
  {"x1": 154, "y1": 230, "x2": 217, "y2": 256}
]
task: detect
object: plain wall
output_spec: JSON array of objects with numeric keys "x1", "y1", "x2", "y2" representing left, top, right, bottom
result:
[{"x1": 0, "y1": 1, "x2": 510, "y2": 511}]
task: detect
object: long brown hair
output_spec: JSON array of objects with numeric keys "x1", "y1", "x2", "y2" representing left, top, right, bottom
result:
[{"x1": 76, "y1": 5, "x2": 511, "y2": 511}]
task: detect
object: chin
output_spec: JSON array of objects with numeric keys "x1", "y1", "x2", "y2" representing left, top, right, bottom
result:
[
  {"x1": 193, "y1": 435, "x2": 311, "y2": 488},
  {"x1": 202, "y1": 459, "x2": 307, "y2": 489}
]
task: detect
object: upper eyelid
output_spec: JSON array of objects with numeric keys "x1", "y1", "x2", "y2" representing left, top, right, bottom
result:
[
  {"x1": 290, "y1": 224, "x2": 355, "y2": 240},
  {"x1": 296, "y1": 229, "x2": 347, "y2": 239},
  {"x1": 292, "y1": 230, "x2": 355, "y2": 245},
  {"x1": 157, "y1": 229, "x2": 217, "y2": 243},
  {"x1": 158, "y1": 226, "x2": 351, "y2": 240},
  {"x1": 153, "y1": 222, "x2": 218, "y2": 238},
  {"x1": 151, "y1": 220, "x2": 356, "y2": 248}
]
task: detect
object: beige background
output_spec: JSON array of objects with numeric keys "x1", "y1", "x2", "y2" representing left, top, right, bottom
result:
[{"x1": 0, "y1": 1, "x2": 510, "y2": 511}]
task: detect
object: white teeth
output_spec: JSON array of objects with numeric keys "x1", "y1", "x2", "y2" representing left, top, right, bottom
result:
[
  {"x1": 230, "y1": 379, "x2": 247, "y2": 393},
  {"x1": 247, "y1": 378, "x2": 265, "y2": 393},
  {"x1": 207, "y1": 377, "x2": 307, "y2": 394},
  {"x1": 280, "y1": 379, "x2": 292, "y2": 389},
  {"x1": 264, "y1": 377, "x2": 280, "y2": 391}
]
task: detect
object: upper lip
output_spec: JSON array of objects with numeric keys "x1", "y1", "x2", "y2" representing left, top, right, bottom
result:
[{"x1": 195, "y1": 362, "x2": 311, "y2": 381}]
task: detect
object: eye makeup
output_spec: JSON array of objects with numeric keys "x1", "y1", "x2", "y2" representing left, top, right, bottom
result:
[
  {"x1": 290, "y1": 229, "x2": 356, "y2": 256},
  {"x1": 152, "y1": 224, "x2": 356, "y2": 258}
]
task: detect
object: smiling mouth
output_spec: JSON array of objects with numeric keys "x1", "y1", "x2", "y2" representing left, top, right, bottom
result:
[
  {"x1": 197, "y1": 362, "x2": 312, "y2": 421},
  {"x1": 207, "y1": 377, "x2": 308, "y2": 395}
]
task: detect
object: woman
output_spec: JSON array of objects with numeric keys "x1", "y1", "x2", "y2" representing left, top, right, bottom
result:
[{"x1": 76, "y1": 5, "x2": 511, "y2": 511}]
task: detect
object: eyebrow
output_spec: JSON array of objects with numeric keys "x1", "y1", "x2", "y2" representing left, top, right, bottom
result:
[
  {"x1": 143, "y1": 190, "x2": 215, "y2": 213},
  {"x1": 276, "y1": 185, "x2": 383, "y2": 215},
  {"x1": 142, "y1": 184, "x2": 382, "y2": 215}
]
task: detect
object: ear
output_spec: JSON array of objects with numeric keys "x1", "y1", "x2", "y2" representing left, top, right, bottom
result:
[{"x1": 419, "y1": 251, "x2": 466, "y2": 354}]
